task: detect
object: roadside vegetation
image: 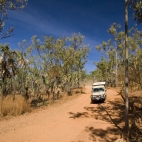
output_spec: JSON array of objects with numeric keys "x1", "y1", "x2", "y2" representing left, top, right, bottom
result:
[
  {"x1": 0, "y1": 0, "x2": 142, "y2": 142},
  {"x1": 0, "y1": 1, "x2": 90, "y2": 117},
  {"x1": 0, "y1": 33, "x2": 89, "y2": 117}
]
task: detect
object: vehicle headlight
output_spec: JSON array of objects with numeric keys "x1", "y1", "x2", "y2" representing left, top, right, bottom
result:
[{"x1": 101, "y1": 94, "x2": 105, "y2": 97}]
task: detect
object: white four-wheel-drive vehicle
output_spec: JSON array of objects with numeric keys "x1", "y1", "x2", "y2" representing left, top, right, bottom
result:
[{"x1": 90, "y1": 82, "x2": 106, "y2": 103}]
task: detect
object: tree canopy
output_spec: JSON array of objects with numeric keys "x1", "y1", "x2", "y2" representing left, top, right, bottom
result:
[{"x1": 0, "y1": 0, "x2": 28, "y2": 39}]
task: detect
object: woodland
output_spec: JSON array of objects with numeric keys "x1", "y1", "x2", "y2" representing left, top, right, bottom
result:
[{"x1": 0, "y1": 0, "x2": 142, "y2": 142}]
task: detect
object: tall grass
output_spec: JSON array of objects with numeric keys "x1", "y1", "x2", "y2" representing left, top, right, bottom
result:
[{"x1": 0, "y1": 95, "x2": 31, "y2": 117}]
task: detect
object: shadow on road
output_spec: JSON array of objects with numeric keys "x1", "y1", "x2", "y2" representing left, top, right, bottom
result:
[
  {"x1": 69, "y1": 112, "x2": 89, "y2": 119},
  {"x1": 69, "y1": 99, "x2": 124, "y2": 128},
  {"x1": 68, "y1": 95, "x2": 125, "y2": 141},
  {"x1": 85, "y1": 126, "x2": 119, "y2": 142}
]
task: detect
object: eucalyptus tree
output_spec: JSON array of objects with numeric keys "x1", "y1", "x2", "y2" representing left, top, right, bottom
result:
[
  {"x1": 64, "y1": 33, "x2": 90, "y2": 88},
  {"x1": 129, "y1": 0, "x2": 142, "y2": 23},
  {"x1": 108, "y1": 23, "x2": 124, "y2": 86},
  {"x1": 23, "y1": 38, "x2": 45, "y2": 97},
  {"x1": 60, "y1": 47, "x2": 74, "y2": 82},
  {"x1": 41, "y1": 36, "x2": 64, "y2": 96},
  {"x1": 96, "y1": 24, "x2": 126, "y2": 86},
  {"x1": 96, "y1": 41, "x2": 112, "y2": 84},
  {"x1": 0, "y1": 0, "x2": 28, "y2": 39},
  {"x1": 124, "y1": 0, "x2": 129, "y2": 138},
  {"x1": 18, "y1": 40, "x2": 30, "y2": 96},
  {"x1": 90, "y1": 70, "x2": 102, "y2": 82},
  {"x1": 31, "y1": 35, "x2": 65, "y2": 99},
  {"x1": 96, "y1": 41, "x2": 115, "y2": 85},
  {"x1": 94, "y1": 58, "x2": 110, "y2": 83},
  {"x1": 128, "y1": 29, "x2": 142, "y2": 89},
  {"x1": 73, "y1": 47, "x2": 89, "y2": 88}
]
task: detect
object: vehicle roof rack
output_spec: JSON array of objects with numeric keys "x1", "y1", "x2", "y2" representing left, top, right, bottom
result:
[{"x1": 92, "y1": 82, "x2": 105, "y2": 86}]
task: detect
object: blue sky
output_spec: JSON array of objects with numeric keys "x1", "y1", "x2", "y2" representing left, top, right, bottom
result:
[{"x1": 1, "y1": 0, "x2": 141, "y2": 73}]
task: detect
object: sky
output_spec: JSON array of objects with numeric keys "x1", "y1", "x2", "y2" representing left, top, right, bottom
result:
[{"x1": 1, "y1": 0, "x2": 141, "y2": 73}]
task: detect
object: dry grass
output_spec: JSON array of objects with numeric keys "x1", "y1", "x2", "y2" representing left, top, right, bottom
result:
[
  {"x1": 0, "y1": 95, "x2": 31, "y2": 117},
  {"x1": 0, "y1": 87, "x2": 86, "y2": 118}
]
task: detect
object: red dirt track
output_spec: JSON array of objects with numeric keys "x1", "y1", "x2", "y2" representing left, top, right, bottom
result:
[{"x1": 0, "y1": 86, "x2": 121, "y2": 142}]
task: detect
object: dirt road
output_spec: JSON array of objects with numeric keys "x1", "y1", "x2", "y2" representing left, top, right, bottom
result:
[{"x1": 0, "y1": 86, "x2": 122, "y2": 142}]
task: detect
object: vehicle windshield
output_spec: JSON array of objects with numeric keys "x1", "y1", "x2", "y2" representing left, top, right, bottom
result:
[{"x1": 93, "y1": 88, "x2": 104, "y2": 92}]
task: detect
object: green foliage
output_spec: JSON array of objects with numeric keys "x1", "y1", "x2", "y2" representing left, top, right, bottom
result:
[
  {"x1": 0, "y1": 44, "x2": 19, "y2": 97},
  {"x1": 94, "y1": 23, "x2": 142, "y2": 89},
  {"x1": 0, "y1": 0, "x2": 28, "y2": 39},
  {"x1": 0, "y1": 33, "x2": 90, "y2": 100},
  {"x1": 129, "y1": 0, "x2": 142, "y2": 23}
]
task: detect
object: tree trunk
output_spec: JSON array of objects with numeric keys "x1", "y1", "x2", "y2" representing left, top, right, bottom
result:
[
  {"x1": 115, "y1": 50, "x2": 118, "y2": 87},
  {"x1": 124, "y1": 0, "x2": 129, "y2": 141},
  {"x1": 1, "y1": 77, "x2": 4, "y2": 99},
  {"x1": 10, "y1": 76, "x2": 13, "y2": 92}
]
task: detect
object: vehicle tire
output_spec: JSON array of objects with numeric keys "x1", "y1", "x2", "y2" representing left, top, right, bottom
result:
[{"x1": 102, "y1": 99, "x2": 106, "y2": 103}]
